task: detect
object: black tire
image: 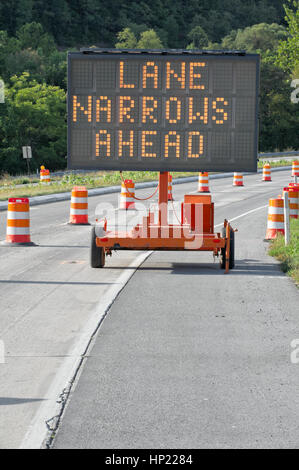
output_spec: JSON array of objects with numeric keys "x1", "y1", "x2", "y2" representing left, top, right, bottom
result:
[
  {"x1": 90, "y1": 226, "x2": 105, "y2": 268},
  {"x1": 220, "y1": 227, "x2": 235, "y2": 269}
]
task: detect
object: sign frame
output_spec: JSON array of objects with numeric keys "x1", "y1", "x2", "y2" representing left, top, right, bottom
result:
[{"x1": 67, "y1": 49, "x2": 260, "y2": 173}]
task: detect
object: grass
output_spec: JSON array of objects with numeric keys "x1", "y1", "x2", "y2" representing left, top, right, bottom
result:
[
  {"x1": 257, "y1": 159, "x2": 293, "y2": 168},
  {"x1": 0, "y1": 171, "x2": 194, "y2": 201},
  {"x1": 269, "y1": 218, "x2": 299, "y2": 286},
  {"x1": 0, "y1": 159, "x2": 293, "y2": 201}
]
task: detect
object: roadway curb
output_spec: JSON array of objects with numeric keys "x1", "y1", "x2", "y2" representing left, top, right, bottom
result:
[{"x1": 0, "y1": 166, "x2": 292, "y2": 212}]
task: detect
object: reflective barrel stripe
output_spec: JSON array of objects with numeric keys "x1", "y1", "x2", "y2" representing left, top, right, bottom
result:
[
  {"x1": 6, "y1": 227, "x2": 30, "y2": 235},
  {"x1": 69, "y1": 209, "x2": 89, "y2": 215},
  {"x1": 267, "y1": 221, "x2": 285, "y2": 229},
  {"x1": 7, "y1": 211, "x2": 30, "y2": 219},
  {"x1": 70, "y1": 197, "x2": 88, "y2": 204}
]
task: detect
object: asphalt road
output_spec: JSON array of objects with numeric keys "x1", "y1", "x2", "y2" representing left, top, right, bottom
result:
[
  {"x1": 52, "y1": 169, "x2": 298, "y2": 450},
  {"x1": 0, "y1": 170, "x2": 298, "y2": 449}
]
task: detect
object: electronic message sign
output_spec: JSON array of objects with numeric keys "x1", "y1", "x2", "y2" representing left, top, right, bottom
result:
[{"x1": 68, "y1": 50, "x2": 260, "y2": 172}]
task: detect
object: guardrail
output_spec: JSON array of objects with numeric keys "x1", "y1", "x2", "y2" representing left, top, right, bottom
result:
[{"x1": 258, "y1": 150, "x2": 299, "y2": 158}]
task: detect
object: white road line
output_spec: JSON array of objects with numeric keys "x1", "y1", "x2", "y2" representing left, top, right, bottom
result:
[
  {"x1": 19, "y1": 250, "x2": 153, "y2": 449},
  {"x1": 215, "y1": 204, "x2": 268, "y2": 228}
]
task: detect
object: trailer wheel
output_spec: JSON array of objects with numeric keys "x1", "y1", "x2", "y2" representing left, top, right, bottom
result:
[
  {"x1": 90, "y1": 226, "x2": 105, "y2": 268},
  {"x1": 220, "y1": 227, "x2": 235, "y2": 269}
]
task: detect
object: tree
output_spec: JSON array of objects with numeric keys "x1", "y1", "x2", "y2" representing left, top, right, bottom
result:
[
  {"x1": 187, "y1": 26, "x2": 209, "y2": 49},
  {"x1": 0, "y1": 0, "x2": 33, "y2": 36},
  {"x1": 17, "y1": 22, "x2": 56, "y2": 56},
  {"x1": 0, "y1": 22, "x2": 66, "y2": 87},
  {"x1": 4, "y1": 49, "x2": 44, "y2": 83},
  {"x1": 137, "y1": 29, "x2": 163, "y2": 49},
  {"x1": 0, "y1": 73, "x2": 66, "y2": 174},
  {"x1": 43, "y1": 50, "x2": 67, "y2": 89},
  {"x1": 163, "y1": 15, "x2": 179, "y2": 48},
  {"x1": 115, "y1": 28, "x2": 137, "y2": 48},
  {"x1": 0, "y1": 1, "x2": 290, "y2": 48},
  {"x1": 259, "y1": 61, "x2": 299, "y2": 151},
  {"x1": 276, "y1": 0, "x2": 299, "y2": 73},
  {"x1": 0, "y1": 31, "x2": 20, "y2": 78},
  {"x1": 220, "y1": 23, "x2": 287, "y2": 53}
]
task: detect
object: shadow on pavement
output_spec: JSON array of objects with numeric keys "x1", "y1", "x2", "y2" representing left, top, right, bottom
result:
[
  {"x1": 0, "y1": 280, "x2": 117, "y2": 286},
  {"x1": 0, "y1": 245, "x2": 88, "y2": 249},
  {"x1": 167, "y1": 260, "x2": 283, "y2": 276},
  {"x1": 99, "y1": 259, "x2": 283, "y2": 277},
  {"x1": 37, "y1": 245, "x2": 89, "y2": 249},
  {"x1": 0, "y1": 397, "x2": 46, "y2": 406}
]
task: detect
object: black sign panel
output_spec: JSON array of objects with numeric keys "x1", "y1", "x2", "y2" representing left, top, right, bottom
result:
[{"x1": 68, "y1": 50, "x2": 260, "y2": 172}]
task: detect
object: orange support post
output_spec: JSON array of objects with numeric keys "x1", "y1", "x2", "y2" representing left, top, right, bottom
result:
[{"x1": 158, "y1": 171, "x2": 169, "y2": 227}]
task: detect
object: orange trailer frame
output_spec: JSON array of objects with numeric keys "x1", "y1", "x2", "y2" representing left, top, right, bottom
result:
[{"x1": 93, "y1": 171, "x2": 234, "y2": 273}]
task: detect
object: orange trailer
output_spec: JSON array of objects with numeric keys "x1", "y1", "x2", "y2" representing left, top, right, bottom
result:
[{"x1": 91, "y1": 172, "x2": 235, "y2": 273}]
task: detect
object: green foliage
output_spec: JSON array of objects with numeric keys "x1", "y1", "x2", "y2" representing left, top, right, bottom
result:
[
  {"x1": 269, "y1": 218, "x2": 299, "y2": 284},
  {"x1": 276, "y1": 0, "x2": 299, "y2": 72},
  {"x1": 0, "y1": 73, "x2": 66, "y2": 174},
  {"x1": 259, "y1": 60, "x2": 299, "y2": 151},
  {"x1": 137, "y1": 30, "x2": 163, "y2": 49},
  {"x1": 0, "y1": 1, "x2": 286, "y2": 47},
  {"x1": 187, "y1": 26, "x2": 209, "y2": 49},
  {"x1": 207, "y1": 21, "x2": 299, "y2": 152},
  {"x1": 115, "y1": 28, "x2": 137, "y2": 49},
  {"x1": 218, "y1": 23, "x2": 287, "y2": 53},
  {"x1": 115, "y1": 27, "x2": 163, "y2": 49},
  {"x1": 0, "y1": 22, "x2": 67, "y2": 87},
  {"x1": 17, "y1": 22, "x2": 56, "y2": 55}
]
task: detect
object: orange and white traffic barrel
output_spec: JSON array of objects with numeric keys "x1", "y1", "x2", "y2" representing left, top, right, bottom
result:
[
  {"x1": 3, "y1": 198, "x2": 35, "y2": 246},
  {"x1": 168, "y1": 174, "x2": 173, "y2": 201},
  {"x1": 292, "y1": 160, "x2": 299, "y2": 177},
  {"x1": 283, "y1": 187, "x2": 299, "y2": 219},
  {"x1": 233, "y1": 173, "x2": 244, "y2": 186},
  {"x1": 262, "y1": 164, "x2": 271, "y2": 181},
  {"x1": 40, "y1": 166, "x2": 50, "y2": 183},
  {"x1": 197, "y1": 172, "x2": 210, "y2": 192},
  {"x1": 265, "y1": 197, "x2": 285, "y2": 240},
  {"x1": 119, "y1": 180, "x2": 135, "y2": 210},
  {"x1": 69, "y1": 186, "x2": 89, "y2": 225}
]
